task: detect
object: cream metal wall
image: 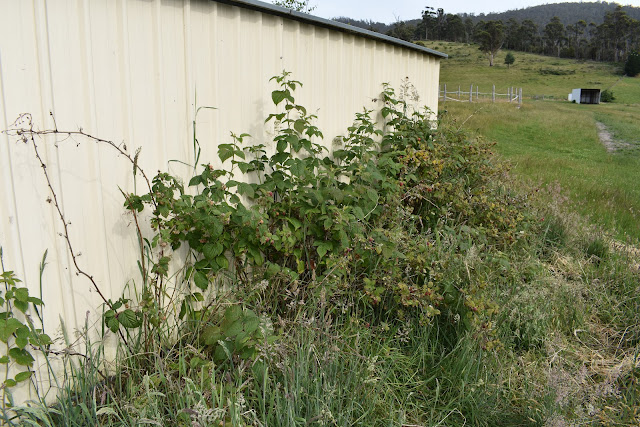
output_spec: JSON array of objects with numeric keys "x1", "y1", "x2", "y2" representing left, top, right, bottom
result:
[{"x1": 0, "y1": 0, "x2": 441, "y2": 398}]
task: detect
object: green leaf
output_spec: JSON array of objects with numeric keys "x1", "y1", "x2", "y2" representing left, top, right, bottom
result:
[
  {"x1": 0, "y1": 318, "x2": 24, "y2": 342},
  {"x1": 224, "y1": 305, "x2": 242, "y2": 323},
  {"x1": 188, "y1": 175, "x2": 202, "y2": 186},
  {"x1": 0, "y1": 356, "x2": 9, "y2": 364},
  {"x1": 218, "y1": 144, "x2": 235, "y2": 163},
  {"x1": 244, "y1": 317, "x2": 260, "y2": 334},
  {"x1": 3, "y1": 379, "x2": 16, "y2": 388},
  {"x1": 9, "y1": 348, "x2": 34, "y2": 367},
  {"x1": 317, "y1": 244, "x2": 329, "y2": 259},
  {"x1": 353, "y1": 206, "x2": 365, "y2": 220},
  {"x1": 216, "y1": 255, "x2": 229, "y2": 270},
  {"x1": 288, "y1": 217, "x2": 302, "y2": 230},
  {"x1": 15, "y1": 371, "x2": 32, "y2": 382},
  {"x1": 35, "y1": 333, "x2": 52, "y2": 346},
  {"x1": 203, "y1": 243, "x2": 223, "y2": 261},
  {"x1": 202, "y1": 325, "x2": 223, "y2": 346},
  {"x1": 14, "y1": 300, "x2": 28, "y2": 314},
  {"x1": 15, "y1": 327, "x2": 29, "y2": 349},
  {"x1": 118, "y1": 309, "x2": 141, "y2": 329},
  {"x1": 276, "y1": 139, "x2": 288, "y2": 153},
  {"x1": 294, "y1": 119, "x2": 306, "y2": 134},
  {"x1": 271, "y1": 90, "x2": 289, "y2": 106},
  {"x1": 224, "y1": 320, "x2": 243, "y2": 337},
  {"x1": 27, "y1": 296, "x2": 44, "y2": 306},
  {"x1": 194, "y1": 271, "x2": 209, "y2": 291},
  {"x1": 238, "y1": 182, "x2": 255, "y2": 198},
  {"x1": 107, "y1": 317, "x2": 120, "y2": 333},
  {"x1": 14, "y1": 288, "x2": 29, "y2": 303}
]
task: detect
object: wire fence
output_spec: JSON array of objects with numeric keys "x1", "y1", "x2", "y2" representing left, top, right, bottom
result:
[{"x1": 440, "y1": 84, "x2": 523, "y2": 105}]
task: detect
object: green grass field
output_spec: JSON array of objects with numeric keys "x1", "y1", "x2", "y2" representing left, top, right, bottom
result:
[{"x1": 421, "y1": 41, "x2": 640, "y2": 241}]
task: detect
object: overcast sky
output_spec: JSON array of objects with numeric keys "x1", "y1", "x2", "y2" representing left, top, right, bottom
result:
[{"x1": 308, "y1": 0, "x2": 640, "y2": 23}]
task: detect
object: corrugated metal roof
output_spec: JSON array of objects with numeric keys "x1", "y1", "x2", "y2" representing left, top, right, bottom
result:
[{"x1": 215, "y1": 0, "x2": 448, "y2": 58}]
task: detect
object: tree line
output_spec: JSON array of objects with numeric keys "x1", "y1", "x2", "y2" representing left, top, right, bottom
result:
[{"x1": 383, "y1": 5, "x2": 639, "y2": 65}]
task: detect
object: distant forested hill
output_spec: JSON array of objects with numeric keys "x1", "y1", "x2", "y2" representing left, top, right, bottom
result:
[
  {"x1": 334, "y1": 2, "x2": 640, "y2": 30},
  {"x1": 463, "y1": 2, "x2": 640, "y2": 27}
]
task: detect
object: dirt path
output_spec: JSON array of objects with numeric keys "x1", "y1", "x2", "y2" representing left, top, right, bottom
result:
[{"x1": 595, "y1": 121, "x2": 633, "y2": 152}]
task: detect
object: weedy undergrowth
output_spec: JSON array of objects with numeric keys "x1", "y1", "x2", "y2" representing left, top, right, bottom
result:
[{"x1": 5, "y1": 71, "x2": 638, "y2": 425}]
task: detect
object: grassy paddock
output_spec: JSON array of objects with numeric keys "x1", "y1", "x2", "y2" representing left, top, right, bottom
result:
[{"x1": 425, "y1": 41, "x2": 640, "y2": 241}]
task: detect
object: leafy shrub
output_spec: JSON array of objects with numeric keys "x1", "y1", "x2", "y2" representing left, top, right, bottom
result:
[
  {"x1": 121, "y1": 72, "x2": 527, "y2": 352},
  {"x1": 600, "y1": 89, "x2": 615, "y2": 102}
]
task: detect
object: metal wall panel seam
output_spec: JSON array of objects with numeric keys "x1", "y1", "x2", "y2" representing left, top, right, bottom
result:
[
  {"x1": 82, "y1": 0, "x2": 116, "y2": 302},
  {"x1": 153, "y1": 0, "x2": 171, "y2": 171},
  {"x1": 35, "y1": 0, "x2": 79, "y2": 329},
  {"x1": 0, "y1": 51, "x2": 29, "y2": 288},
  {"x1": 117, "y1": 0, "x2": 136, "y2": 170},
  {"x1": 183, "y1": 0, "x2": 195, "y2": 169}
]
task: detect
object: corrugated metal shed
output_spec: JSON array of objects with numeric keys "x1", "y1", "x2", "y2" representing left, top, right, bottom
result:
[
  {"x1": 0, "y1": 0, "x2": 445, "y2": 401},
  {"x1": 568, "y1": 88, "x2": 601, "y2": 104}
]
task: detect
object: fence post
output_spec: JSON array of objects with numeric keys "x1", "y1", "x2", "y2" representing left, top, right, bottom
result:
[
  {"x1": 476, "y1": 86, "x2": 479, "y2": 101},
  {"x1": 443, "y1": 84, "x2": 447, "y2": 103},
  {"x1": 519, "y1": 88, "x2": 523, "y2": 105},
  {"x1": 492, "y1": 85, "x2": 495, "y2": 103},
  {"x1": 508, "y1": 87, "x2": 512, "y2": 103},
  {"x1": 469, "y1": 84, "x2": 473, "y2": 103}
]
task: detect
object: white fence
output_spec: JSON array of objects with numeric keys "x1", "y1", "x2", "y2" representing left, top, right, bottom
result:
[{"x1": 440, "y1": 84, "x2": 523, "y2": 104}]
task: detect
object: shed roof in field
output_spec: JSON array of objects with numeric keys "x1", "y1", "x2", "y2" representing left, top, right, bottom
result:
[{"x1": 215, "y1": 0, "x2": 448, "y2": 59}]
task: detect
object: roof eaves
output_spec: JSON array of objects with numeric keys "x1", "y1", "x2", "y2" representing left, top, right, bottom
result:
[{"x1": 212, "y1": 0, "x2": 448, "y2": 59}]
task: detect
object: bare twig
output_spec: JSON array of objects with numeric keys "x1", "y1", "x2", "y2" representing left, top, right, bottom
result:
[{"x1": 4, "y1": 113, "x2": 140, "y2": 350}]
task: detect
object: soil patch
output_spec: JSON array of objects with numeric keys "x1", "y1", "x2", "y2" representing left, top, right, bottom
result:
[{"x1": 595, "y1": 122, "x2": 633, "y2": 152}]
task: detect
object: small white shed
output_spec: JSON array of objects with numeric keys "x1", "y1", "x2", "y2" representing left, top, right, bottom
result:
[{"x1": 568, "y1": 88, "x2": 601, "y2": 104}]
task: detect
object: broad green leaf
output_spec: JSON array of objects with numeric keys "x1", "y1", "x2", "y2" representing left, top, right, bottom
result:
[
  {"x1": 244, "y1": 317, "x2": 260, "y2": 334},
  {"x1": 224, "y1": 305, "x2": 242, "y2": 323},
  {"x1": 14, "y1": 288, "x2": 29, "y2": 303},
  {"x1": 15, "y1": 327, "x2": 29, "y2": 349},
  {"x1": 0, "y1": 318, "x2": 24, "y2": 342},
  {"x1": 3, "y1": 379, "x2": 16, "y2": 388},
  {"x1": 36, "y1": 333, "x2": 52, "y2": 346},
  {"x1": 288, "y1": 217, "x2": 302, "y2": 230},
  {"x1": 14, "y1": 300, "x2": 28, "y2": 314},
  {"x1": 276, "y1": 139, "x2": 287, "y2": 153},
  {"x1": 294, "y1": 119, "x2": 306, "y2": 134},
  {"x1": 353, "y1": 206, "x2": 365, "y2": 220},
  {"x1": 118, "y1": 309, "x2": 141, "y2": 329},
  {"x1": 366, "y1": 188, "x2": 378, "y2": 202},
  {"x1": 238, "y1": 182, "x2": 255, "y2": 198},
  {"x1": 203, "y1": 243, "x2": 223, "y2": 261},
  {"x1": 194, "y1": 271, "x2": 209, "y2": 291},
  {"x1": 0, "y1": 356, "x2": 9, "y2": 364},
  {"x1": 216, "y1": 255, "x2": 229, "y2": 270},
  {"x1": 107, "y1": 317, "x2": 120, "y2": 333},
  {"x1": 224, "y1": 320, "x2": 243, "y2": 337},
  {"x1": 271, "y1": 90, "x2": 289, "y2": 106},
  {"x1": 27, "y1": 296, "x2": 44, "y2": 306},
  {"x1": 202, "y1": 325, "x2": 222, "y2": 346},
  {"x1": 15, "y1": 371, "x2": 32, "y2": 382},
  {"x1": 9, "y1": 347, "x2": 34, "y2": 367},
  {"x1": 317, "y1": 244, "x2": 328, "y2": 259},
  {"x1": 218, "y1": 144, "x2": 235, "y2": 163}
]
